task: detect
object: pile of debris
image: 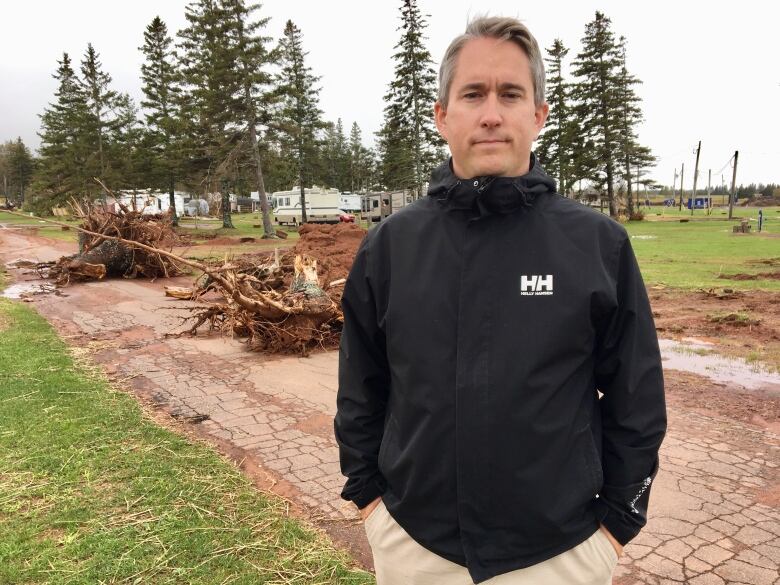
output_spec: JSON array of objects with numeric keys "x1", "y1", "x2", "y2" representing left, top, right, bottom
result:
[
  {"x1": 39, "y1": 200, "x2": 185, "y2": 286},
  {"x1": 169, "y1": 222, "x2": 366, "y2": 354}
]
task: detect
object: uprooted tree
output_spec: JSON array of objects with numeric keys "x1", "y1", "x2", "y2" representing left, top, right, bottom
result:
[
  {"x1": 6, "y1": 205, "x2": 361, "y2": 355},
  {"x1": 37, "y1": 198, "x2": 186, "y2": 286}
]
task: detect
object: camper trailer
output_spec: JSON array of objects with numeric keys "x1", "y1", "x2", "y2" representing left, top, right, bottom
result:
[
  {"x1": 271, "y1": 186, "x2": 343, "y2": 225},
  {"x1": 339, "y1": 193, "x2": 361, "y2": 213},
  {"x1": 361, "y1": 190, "x2": 414, "y2": 222}
]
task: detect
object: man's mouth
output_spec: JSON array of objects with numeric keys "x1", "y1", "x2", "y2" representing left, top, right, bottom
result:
[{"x1": 473, "y1": 139, "x2": 508, "y2": 145}]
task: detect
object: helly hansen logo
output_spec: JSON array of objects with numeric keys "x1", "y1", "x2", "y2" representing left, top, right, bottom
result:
[{"x1": 520, "y1": 274, "x2": 554, "y2": 296}]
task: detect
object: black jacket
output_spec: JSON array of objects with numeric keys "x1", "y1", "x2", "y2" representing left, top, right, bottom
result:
[{"x1": 334, "y1": 156, "x2": 666, "y2": 584}]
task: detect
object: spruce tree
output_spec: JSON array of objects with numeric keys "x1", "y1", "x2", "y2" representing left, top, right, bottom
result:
[
  {"x1": 378, "y1": 0, "x2": 442, "y2": 196},
  {"x1": 571, "y1": 11, "x2": 623, "y2": 217},
  {"x1": 274, "y1": 19, "x2": 324, "y2": 223},
  {"x1": 348, "y1": 122, "x2": 373, "y2": 193},
  {"x1": 322, "y1": 118, "x2": 349, "y2": 190},
  {"x1": 615, "y1": 36, "x2": 655, "y2": 217},
  {"x1": 536, "y1": 39, "x2": 578, "y2": 197},
  {"x1": 2, "y1": 139, "x2": 35, "y2": 206},
  {"x1": 140, "y1": 16, "x2": 182, "y2": 224},
  {"x1": 178, "y1": 0, "x2": 244, "y2": 228},
  {"x1": 79, "y1": 43, "x2": 125, "y2": 196},
  {"x1": 224, "y1": 0, "x2": 277, "y2": 237},
  {"x1": 34, "y1": 52, "x2": 92, "y2": 205}
]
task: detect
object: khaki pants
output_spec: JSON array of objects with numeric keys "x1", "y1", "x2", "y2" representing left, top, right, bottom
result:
[{"x1": 364, "y1": 500, "x2": 618, "y2": 585}]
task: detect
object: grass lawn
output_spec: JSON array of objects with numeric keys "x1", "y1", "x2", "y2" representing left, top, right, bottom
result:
[
  {"x1": 622, "y1": 206, "x2": 779, "y2": 290},
  {"x1": 0, "y1": 297, "x2": 372, "y2": 584},
  {"x1": 0, "y1": 211, "x2": 79, "y2": 243},
  {"x1": 176, "y1": 214, "x2": 301, "y2": 242}
]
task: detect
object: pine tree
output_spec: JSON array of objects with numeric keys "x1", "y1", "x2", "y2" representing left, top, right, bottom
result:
[
  {"x1": 34, "y1": 52, "x2": 93, "y2": 206},
  {"x1": 1, "y1": 139, "x2": 35, "y2": 206},
  {"x1": 110, "y1": 93, "x2": 144, "y2": 190},
  {"x1": 224, "y1": 0, "x2": 277, "y2": 237},
  {"x1": 140, "y1": 16, "x2": 182, "y2": 224},
  {"x1": 178, "y1": 0, "x2": 245, "y2": 228},
  {"x1": 348, "y1": 122, "x2": 373, "y2": 193},
  {"x1": 79, "y1": 43, "x2": 126, "y2": 196},
  {"x1": 321, "y1": 118, "x2": 349, "y2": 190},
  {"x1": 614, "y1": 35, "x2": 655, "y2": 217},
  {"x1": 571, "y1": 11, "x2": 623, "y2": 217},
  {"x1": 378, "y1": 0, "x2": 443, "y2": 196},
  {"x1": 536, "y1": 39, "x2": 578, "y2": 196},
  {"x1": 274, "y1": 19, "x2": 324, "y2": 223}
]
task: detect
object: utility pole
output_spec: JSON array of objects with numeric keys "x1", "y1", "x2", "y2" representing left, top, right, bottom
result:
[
  {"x1": 678, "y1": 163, "x2": 685, "y2": 211},
  {"x1": 691, "y1": 141, "x2": 701, "y2": 215},
  {"x1": 672, "y1": 168, "x2": 678, "y2": 197},
  {"x1": 707, "y1": 169, "x2": 712, "y2": 215},
  {"x1": 728, "y1": 150, "x2": 739, "y2": 220}
]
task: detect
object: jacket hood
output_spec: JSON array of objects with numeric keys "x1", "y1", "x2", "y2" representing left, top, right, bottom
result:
[{"x1": 427, "y1": 153, "x2": 557, "y2": 215}]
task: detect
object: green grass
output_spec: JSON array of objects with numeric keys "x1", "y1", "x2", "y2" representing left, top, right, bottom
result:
[
  {"x1": 621, "y1": 207, "x2": 780, "y2": 290},
  {"x1": 176, "y1": 214, "x2": 302, "y2": 241},
  {"x1": 0, "y1": 299, "x2": 373, "y2": 585}
]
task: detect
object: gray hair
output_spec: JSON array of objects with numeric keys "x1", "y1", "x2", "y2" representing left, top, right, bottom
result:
[{"x1": 438, "y1": 16, "x2": 546, "y2": 109}]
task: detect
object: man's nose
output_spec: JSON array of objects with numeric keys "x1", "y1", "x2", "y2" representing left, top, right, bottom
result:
[{"x1": 480, "y1": 93, "x2": 502, "y2": 128}]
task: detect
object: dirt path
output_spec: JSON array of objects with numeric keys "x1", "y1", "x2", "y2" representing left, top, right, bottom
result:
[{"x1": 1, "y1": 228, "x2": 778, "y2": 584}]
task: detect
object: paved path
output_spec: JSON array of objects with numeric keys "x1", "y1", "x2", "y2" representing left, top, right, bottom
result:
[{"x1": 1, "y1": 228, "x2": 778, "y2": 584}]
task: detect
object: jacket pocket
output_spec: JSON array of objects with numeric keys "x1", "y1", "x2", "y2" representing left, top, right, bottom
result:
[
  {"x1": 581, "y1": 425, "x2": 603, "y2": 496},
  {"x1": 377, "y1": 415, "x2": 397, "y2": 473}
]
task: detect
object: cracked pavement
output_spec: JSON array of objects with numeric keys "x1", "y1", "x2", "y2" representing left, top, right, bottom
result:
[{"x1": 1, "y1": 228, "x2": 778, "y2": 583}]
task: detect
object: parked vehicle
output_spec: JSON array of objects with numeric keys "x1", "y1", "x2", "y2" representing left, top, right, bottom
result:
[
  {"x1": 271, "y1": 186, "x2": 343, "y2": 225},
  {"x1": 361, "y1": 190, "x2": 414, "y2": 222}
]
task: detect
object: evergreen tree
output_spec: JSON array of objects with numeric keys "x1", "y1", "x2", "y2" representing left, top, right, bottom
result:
[
  {"x1": 614, "y1": 36, "x2": 655, "y2": 217},
  {"x1": 536, "y1": 39, "x2": 578, "y2": 196},
  {"x1": 140, "y1": 16, "x2": 182, "y2": 224},
  {"x1": 571, "y1": 11, "x2": 623, "y2": 217},
  {"x1": 322, "y1": 118, "x2": 349, "y2": 190},
  {"x1": 178, "y1": 0, "x2": 245, "y2": 228},
  {"x1": 79, "y1": 43, "x2": 126, "y2": 196},
  {"x1": 0, "y1": 139, "x2": 35, "y2": 206},
  {"x1": 34, "y1": 52, "x2": 93, "y2": 206},
  {"x1": 348, "y1": 122, "x2": 374, "y2": 193},
  {"x1": 274, "y1": 19, "x2": 324, "y2": 223},
  {"x1": 110, "y1": 93, "x2": 144, "y2": 190},
  {"x1": 378, "y1": 0, "x2": 443, "y2": 196},
  {"x1": 224, "y1": 0, "x2": 277, "y2": 237}
]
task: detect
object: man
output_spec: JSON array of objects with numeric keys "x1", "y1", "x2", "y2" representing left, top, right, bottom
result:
[{"x1": 334, "y1": 16, "x2": 666, "y2": 585}]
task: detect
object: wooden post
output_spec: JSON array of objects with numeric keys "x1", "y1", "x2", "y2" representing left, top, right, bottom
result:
[
  {"x1": 691, "y1": 141, "x2": 701, "y2": 215},
  {"x1": 678, "y1": 163, "x2": 685, "y2": 211},
  {"x1": 728, "y1": 151, "x2": 739, "y2": 220}
]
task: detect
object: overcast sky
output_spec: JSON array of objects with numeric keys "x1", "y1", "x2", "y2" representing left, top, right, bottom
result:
[{"x1": 1, "y1": 0, "x2": 777, "y2": 187}]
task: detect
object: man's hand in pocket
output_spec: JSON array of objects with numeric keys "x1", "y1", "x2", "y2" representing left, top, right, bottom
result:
[{"x1": 360, "y1": 497, "x2": 382, "y2": 521}]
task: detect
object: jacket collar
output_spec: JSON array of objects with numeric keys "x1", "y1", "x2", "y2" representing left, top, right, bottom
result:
[{"x1": 427, "y1": 153, "x2": 557, "y2": 215}]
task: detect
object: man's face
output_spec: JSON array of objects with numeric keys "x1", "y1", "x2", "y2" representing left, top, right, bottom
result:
[{"x1": 435, "y1": 37, "x2": 549, "y2": 179}]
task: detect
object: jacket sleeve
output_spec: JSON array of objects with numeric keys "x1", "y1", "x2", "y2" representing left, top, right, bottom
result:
[
  {"x1": 593, "y1": 233, "x2": 667, "y2": 545},
  {"x1": 333, "y1": 233, "x2": 390, "y2": 509}
]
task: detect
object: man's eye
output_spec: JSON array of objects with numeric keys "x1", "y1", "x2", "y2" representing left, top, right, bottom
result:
[
  {"x1": 464, "y1": 92, "x2": 480, "y2": 99},
  {"x1": 504, "y1": 93, "x2": 521, "y2": 99}
]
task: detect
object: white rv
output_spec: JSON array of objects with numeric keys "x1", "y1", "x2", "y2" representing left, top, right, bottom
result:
[
  {"x1": 271, "y1": 186, "x2": 343, "y2": 225},
  {"x1": 339, "y1": 192, "x2": 362, "y2": 213}
]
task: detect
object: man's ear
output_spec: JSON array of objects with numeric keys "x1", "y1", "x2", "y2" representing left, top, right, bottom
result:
[
  {"x1": 532, "y1": 101, "x2": 550, "y2": 141},
  {"x1": 434, "y1": 101, "x2": 448, "y2": 142}
]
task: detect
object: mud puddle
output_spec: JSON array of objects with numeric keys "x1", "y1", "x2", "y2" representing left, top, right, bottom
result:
[
  {"x1": 1, "y1": 282, "x2": 58, "y2": 300},
  {"x1": 660, "y1": 338, "x2": 780, "y2": 393}
]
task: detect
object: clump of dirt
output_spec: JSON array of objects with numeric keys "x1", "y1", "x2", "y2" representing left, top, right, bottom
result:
[
  {"x1": 707, "y1": 312, "x2": 761, "y2": 327},
  {"x1": 290, "y1": 223, "x2": 366, "y2": 286},
  {"x1": 719, "y1": 271, "x2": 780, "y2": 281}
]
